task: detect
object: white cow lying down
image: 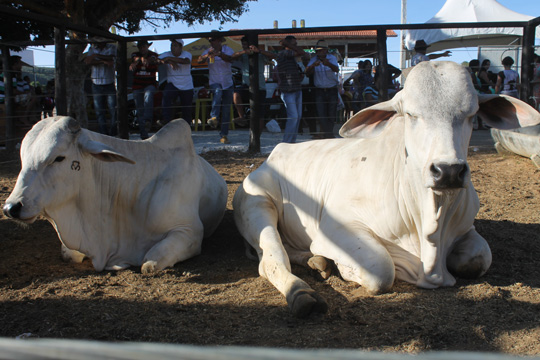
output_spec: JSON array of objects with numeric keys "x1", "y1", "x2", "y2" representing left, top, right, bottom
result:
[
  {"x1": 3, "y1": 117, "x2": 227, "y2": 273},
  {"x1": 233, "y1": 61, "x2": 540, "y2": 318}
]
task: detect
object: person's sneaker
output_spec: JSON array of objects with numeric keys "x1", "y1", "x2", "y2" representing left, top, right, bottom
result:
[
  {"x1": 207, "y1": 117, "x2": 218, "y2": 129},
  {"x1": 220, "y1": 136, "x2": 230, "y2": 144}
]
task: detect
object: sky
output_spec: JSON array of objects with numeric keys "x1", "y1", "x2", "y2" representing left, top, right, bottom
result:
[{"x1": 27, "y1": 0, "x2": 540, "y2": 68}]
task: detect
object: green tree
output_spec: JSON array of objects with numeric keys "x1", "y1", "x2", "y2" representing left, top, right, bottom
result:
[{"x1": 1, "y1": 0, "x2": 252, "y2": 126}]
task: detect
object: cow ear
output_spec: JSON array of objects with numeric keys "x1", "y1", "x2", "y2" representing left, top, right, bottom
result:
[
  {"x1": 477, "y1": 94, "x2": 540, "y2": 130},
  {"x1": 339, "y1": 92, "x2": 401, "y2": 138},
  {"x1": 78, "y1": 136, "x2": 136, "y2": 164}
]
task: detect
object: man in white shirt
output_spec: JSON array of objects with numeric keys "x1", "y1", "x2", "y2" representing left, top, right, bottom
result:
[
  {"x1": 305, "y1": 40, "x2": 340, "y2": 139},
  {"x1": 198, "y1": 33, "x2": 235, "y2": 144},
  {"x1": 84, "y1": 37, "x2": 118, "y2": 136},
  {"x1": 158, "y1": 38, "x2": 194, "y2": 126}
]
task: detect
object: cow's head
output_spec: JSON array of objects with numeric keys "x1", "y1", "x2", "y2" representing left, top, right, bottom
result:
[
  {"x1": 340, "y1": 61, "x2": 540, "y2": 192},
  {"x1": 3, "y1": 116, "x2": 135, "y2": 223}
]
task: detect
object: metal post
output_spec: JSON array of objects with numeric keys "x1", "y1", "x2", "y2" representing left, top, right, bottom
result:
[{"x1": 400, "y1": 0, "x2": 407, "y2": 84}]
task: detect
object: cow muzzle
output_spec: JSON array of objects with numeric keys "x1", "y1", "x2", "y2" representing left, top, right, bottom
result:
[
  {"x1": 3, "y1": 202, "x2": 23, "y2": 219},
  {"x1": 429, "y1": 162, "x2": 468, "y2": 190}
]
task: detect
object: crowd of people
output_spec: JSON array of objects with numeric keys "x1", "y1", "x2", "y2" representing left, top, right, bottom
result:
[
  {"x1": 3, "y1": 35, "x2": 539, "y2": 145},
  {"x1": 0, "y1": 55, "x2": 55, "y2": 132}
]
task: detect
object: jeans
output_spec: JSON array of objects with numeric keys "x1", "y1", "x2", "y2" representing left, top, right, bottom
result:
[
  {"x1": 315, "y1": 87, "x2": 338, "y2": 138},
  {"x1": 133, "y1": 84, "x2": 156, "y2": 137},
  {"x1": 161, "y1": 82, "x2": 194, "y2": 125},
  {"x1": 92, "y1": 83, "x2": 117, "y2": 136},
  {"x1": 210, "y1": 83, "x2": 234, "y2": 137},
  {"x1": 280, "y1": 90, "x2": 302, "y2": 143}
]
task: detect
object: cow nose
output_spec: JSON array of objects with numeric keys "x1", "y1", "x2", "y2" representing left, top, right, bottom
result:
[
  {"x1": 3, "y1": 202, "x2": 22, "y2": 219},
  {"x1": 430, "y1": 163, "x2": 468, "y2": 189}
]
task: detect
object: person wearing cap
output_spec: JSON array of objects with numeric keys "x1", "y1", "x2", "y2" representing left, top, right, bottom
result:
[
  {"x1": 276, "y1": 35, "x2": 309, "y2": 143},
  {"x1": 411, "y1": 39, "x2": 451, "y2": 66},
  {"x1": 305, "y1": 39, "x2": 340, "y2": 139},
  {"x1": 130, "y1": 40, "x2": 159, "y2": 139},
  {"x1": 158, "y1": 38, "x2": 194, "y2": 128},
  {"x1": 84, "y1": 36, "x2": 118, "y2": 136},
  {"x1": 197, "y1": 33, "x2": 235, "y2": 144}
]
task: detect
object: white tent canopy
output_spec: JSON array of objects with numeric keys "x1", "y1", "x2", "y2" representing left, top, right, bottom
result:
[{"x1": 404, "y1": 0, "x2": 539, "y2": 53}]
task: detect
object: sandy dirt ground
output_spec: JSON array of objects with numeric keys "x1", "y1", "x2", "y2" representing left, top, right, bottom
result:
[{"x1": 0, "y1": 140, "x2": 539, "y2": 355}]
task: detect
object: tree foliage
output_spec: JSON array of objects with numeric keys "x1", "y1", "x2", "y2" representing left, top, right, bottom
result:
[{"x1": 0, "y1": 0, "x2": 253, "y2": 41}]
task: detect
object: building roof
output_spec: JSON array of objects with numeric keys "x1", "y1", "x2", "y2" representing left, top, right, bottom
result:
[
  {"x1": 231, "y1": 30, "x2": 397, "y2": 41},
  {"x1": 230, "y1": 29, "x2": 397, "y2": 59}
]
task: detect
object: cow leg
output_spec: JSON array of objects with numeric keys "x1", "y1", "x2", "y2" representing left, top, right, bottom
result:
[
  {"x1": 257, "y1": 226, "x2": 328, "y2": 318},
  {"x1": 311, "y1": 227, "x2": 395, "y2": 294},
  {"x1": 61, "y1": 244, "x2": 85, "y2": 263},
  {"x1": 141, "y1": 225, "x2": 203, "y2": 274},
  {"x1": 447, "y1": 227, "x2": 492, "y2": 279},
  {"x1": 234, "y1": 191, "x2": 327, "y2": 317}
]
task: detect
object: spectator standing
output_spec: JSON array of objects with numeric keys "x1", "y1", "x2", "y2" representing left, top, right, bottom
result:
[
  {"x1": 495, "y1": 56, "x2": 520, "y2": 98},
  {"x1": 305, "y1": 39, "x2": 339, "y2": 139},
  {"x1": 130, "y1": 40, "x2": 158, "y2": 139},
  {"x1": 411, "y1": 40, "x2": 451, "y2": 66},
  {"x1": 198, "y1": 33, "x2": 235, "y2": 144},
  {"x1": 231, "y1": 36, "x2": 276, "y2": 127},
  {"x1": 84, "y1": 36, "x2": 117, "y2": 136},
  {"x1": 478, "y1": 59, "x2": 496, "y2": 94},
  {"x1": 41, "y1": 79, "x2": 55, "y2": 118},
  {"x1": 158, "y1": 38, "x2": 194, "y2": 128},
  {"x1": 344, "y1": 60, "x2": 365, "y2": 112},
  {"x1": 276, "y1": 35, "x2": 308, "y2": 143}
]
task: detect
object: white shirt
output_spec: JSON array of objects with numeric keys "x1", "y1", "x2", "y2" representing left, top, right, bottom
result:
[
  {"x1": 158, "y1": 51, "x2": 193, "y2": 90},
  {"x1": 307, "y1": 53, "x2": 339, "y2": 88},
  {"x1": 202, "y1": 45, "x2": 234, "y2": 89},
  {"x1": 88, "y1": 44, "x2": 117, "y2": 85}
]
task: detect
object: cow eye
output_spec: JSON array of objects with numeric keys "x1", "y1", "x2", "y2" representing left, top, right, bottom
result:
[{"x1": 54, "y1": 156, "x2": 66, "y2": 163}]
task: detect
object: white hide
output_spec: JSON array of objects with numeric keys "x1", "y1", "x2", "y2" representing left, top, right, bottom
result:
[
  {"x1": 4, "y1": 117, "x2": 227, "y2": 273},
  {"x1": 233, "y1": 61, "x2": 540, "y2": 317}
]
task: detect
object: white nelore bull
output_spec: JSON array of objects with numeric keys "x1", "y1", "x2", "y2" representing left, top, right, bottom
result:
[
  {"x1": 3, "y1": 117, "x2": 227, "y2": 273},
  {"x1": 233, "y1": 61, "x2": 540, "y2": 318}
]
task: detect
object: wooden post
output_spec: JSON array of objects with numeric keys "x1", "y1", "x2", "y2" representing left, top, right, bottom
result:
[
  {"x1": 116, "y1": 40, "x2": 128, "y2": 139},
  {"x1": 54, "y1": 27, "x2": 67, "y2": 116},
  {"x1": 376, "y1": 29, "x2": 389, "y2": 101},
  {"x1": 2, "y1": 46, "x2": 15, "y2": 152},
  {"x1": 247, "y1": 33, "x2": 261, "y2": 153}
]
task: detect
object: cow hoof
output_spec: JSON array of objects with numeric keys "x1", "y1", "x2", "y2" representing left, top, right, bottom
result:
[
  {"x1": 141, "y1": 261, "x2": 158, "y2": 274},
  {"x1": 288, "y1": 288, "x2": 328, "y2": 318},
  {"x1": 307, "y1": 256, "x2": 332, "y2": 280}
]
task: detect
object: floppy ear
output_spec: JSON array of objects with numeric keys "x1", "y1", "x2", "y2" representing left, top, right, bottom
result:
[
  {"x1": 77, "y1": 133, "x2": 136, "y2": 164},
  {"x1": 477, "y1": 94, "x2": 540, "y2": 130},
  {"x1": 339, "y1": 91, "x2": 402, "y2": 139}
]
